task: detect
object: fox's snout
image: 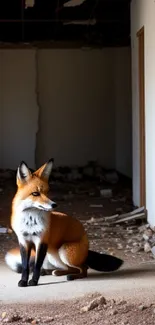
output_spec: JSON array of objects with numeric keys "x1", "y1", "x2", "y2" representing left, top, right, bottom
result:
[{"x1": 36, "y1": 199, "x2": 57, "y2": 212}]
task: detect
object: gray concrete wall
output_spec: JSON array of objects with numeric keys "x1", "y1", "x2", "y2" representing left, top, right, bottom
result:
[
  {"x1": 0, "y1": 48, "x2": 132, "y2": 177},
  {"x1": 0, "y1": 50, "x2": 38, "y2": 169}
]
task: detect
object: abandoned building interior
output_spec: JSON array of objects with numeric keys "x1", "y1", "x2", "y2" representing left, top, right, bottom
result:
[{"x1": 1, "y1": 0, "x2": 155, "y2": 321}]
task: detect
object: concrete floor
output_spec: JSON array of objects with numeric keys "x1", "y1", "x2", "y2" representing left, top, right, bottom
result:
[{"x1": 1, "y1": 261, "x2": 155, "y2": 305}]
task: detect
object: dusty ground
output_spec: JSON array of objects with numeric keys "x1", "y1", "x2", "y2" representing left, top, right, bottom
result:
[
  {"x1": 0, "y1": 175, "x2": 155, "y2": 324},
  {"x1": 1, "y1": 293, "x2": 155, "y2": 325}
]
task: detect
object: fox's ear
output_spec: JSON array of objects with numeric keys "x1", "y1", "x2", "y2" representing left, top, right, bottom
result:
[
  {"x1": 17, "y1": 161, "x2": 32, "y2": 186},
  {"x1": 34, "y1": 158, "x2": 54, "y2": 181}
]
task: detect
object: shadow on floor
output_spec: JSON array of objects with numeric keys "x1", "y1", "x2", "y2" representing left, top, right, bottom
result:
[{"x1": 37, "y1": 264, "x2": 155, "y2": 286}]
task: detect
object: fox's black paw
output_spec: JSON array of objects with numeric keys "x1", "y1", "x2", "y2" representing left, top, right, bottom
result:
[
  {"x1": 28, "y1": 279, "x2": 38, "y2": 286},
  {"x1": 67, "y1": 274, "x2": 75, "y2": 281},
  {"x1": 18, "y1": 280, "x2": 28, "y2": 287}
]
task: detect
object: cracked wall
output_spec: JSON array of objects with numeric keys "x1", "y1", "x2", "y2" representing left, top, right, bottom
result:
[
  {"x1": 0, "y1": 48, "x2": 131, "y2": 177},
  {"x1": 36, "y1": 49, "x2": 132, "y2": 176},
  {"x1": 0, "y1": 50, "x2": 38, "y2": 169}
]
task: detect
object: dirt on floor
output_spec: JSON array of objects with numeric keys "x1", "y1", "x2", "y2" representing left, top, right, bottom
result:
[
  {"x1": 0, "y1": 173, "x2": 155, "y2": 324},
  {"x1": 0, "y1": 292, "x2": 155, "y2": 325}
]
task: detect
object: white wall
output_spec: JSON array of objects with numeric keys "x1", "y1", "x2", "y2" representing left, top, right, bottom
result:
[
  {"x1": 36, "y1": 49, "x2": 116, "y2": 168},
  {"x1": 0, "y1": 50, "x2": 38, "y2": 169},
  {"x1": 36, "y1": 48, "x2": 132, "y2": 175},
  {"x1": 131, "y1": 0, "x2": 155, "y2": 225},
  {"x1": 114, "y1": 48, "x2": 132, "y2": 178},
  {"x1": 0, "y1": 48, "x2": 132, "y2": 177}
]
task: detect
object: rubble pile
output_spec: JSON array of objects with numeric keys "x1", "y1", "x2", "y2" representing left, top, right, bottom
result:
[
  {"x1": 139, "y1": 223, "x2": 155, "y2": 256},
  {"x1": 0, "y1": 162, "x2": 120, "y2": 185},
  {"x1": 50, "y1": 161, "x2": 119, "y2": 184}
]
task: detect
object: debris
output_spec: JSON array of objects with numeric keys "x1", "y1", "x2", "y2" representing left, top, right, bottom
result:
[
  {"x1": 138, "y1": 305, "x2": 147, "y2": 311},
  {"x1": 110, "y1": 309, "x2": 118, "y2": 316},
  {"x1": 124, "y1": 206, "x2": 145, "y2": 215},
  {"x1": 116, "y1": 207, "x2": 123, "y2": 213},
  {"x1": 100, "y1": 189, "x2": 112, "y2": 198},
  {"x1": 83, "y1": 165, "x2": 94, "y2": 178},
  {"x1": 95, "y1": 166, "x2": 104, "y2": 180},
  {"x1": 144, "y1": 242, "x2": 151, "y2": 253},
  {"x1": 89, "y1": 192, "x2": 95, "y2": 196},
  {"x1": 0, "y1": 227, "x2": 12, "y2": 234},
  {"x1": 143, "y1": 234, "x2": 150, "y2": 241},
  {"x1": 112, "y1": 210, "x2": 146, "y2": 224},
  {"x1": 131, "y1": 246, "x2": 142, "y2": 254},
  {"x1": 118, "y1": 196, "x2": 126, "y2": 203},
  {"x1": 127, "y1": 225, "x2": 138, "y2": 230},
  {"x1": 126, "y1": 245, "x2": 131, "y2": 249},
  {"x1": 151, "y1": 246, "x2": 155, "y2": 256},
  {"x1": 0, "y1": 227, "x2": 8, "y2": 234},
  {"x1": 139, "y1": 224, "x2": 148, "y2": 233},
  {"x1": 103, "y1": 171, "x2": 119, "y2": 184},
  {"x1": 149, "y1": 234, "x2": 155, "y2": 246},
  {"x1": 87, "y1": 217, "x2": 95, "y2": 223},
  {"x1": 31, "y1": 320, "x2": 37, "y2": 324},
  {"x1": 89, "y1": 204, "x2": 103, "y2": 208},
  {"x1": 1, "y1": 312, "x2": 6, "y2": 319},
  {"x1": 105, "y1": 214, "x2": 119, "y2": 221},
  {"x1": 2, "y1": 317, "x2": 9, "y2": 323},
  {"x1": 4, "y1": 315, "x2": 22, "y2": 322},
  {"x1": 132, "y1": 242, "x2": 139, "y2": 247},
  {"x1": 127, "y1": 229, "x2": 133, "y2": 234},
  {"x1": 117, "y1": 243, "x2": 123, "y2": 250},
  {"x1": 81, "y1": 295, "x2": 106, "y2": 312},
  {"x1": 143, "y1": 229, "x2": 153, "y2": 241},
  {"x1": 67, "y1": 168, "x2": 82, "y2": 181},
  {"x1": 108, "y1": 207, "x2": 146, "y2": 225},
  {"x1": 127, "y1": 238, "x2": 133, "y2": 244}
]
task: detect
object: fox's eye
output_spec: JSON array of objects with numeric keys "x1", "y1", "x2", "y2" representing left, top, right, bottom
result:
[{"x1": 31, "y1": 192, "x2": 40, "y2": 196}]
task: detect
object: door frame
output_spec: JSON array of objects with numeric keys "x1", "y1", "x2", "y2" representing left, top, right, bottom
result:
[{"x1": 137, "y1": 26, "x2": 146, "y2": 207}]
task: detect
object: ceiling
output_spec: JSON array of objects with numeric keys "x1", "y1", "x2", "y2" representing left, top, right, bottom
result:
[{"x1": 0, "y1": 0, "x2": 131, "y2": 47}]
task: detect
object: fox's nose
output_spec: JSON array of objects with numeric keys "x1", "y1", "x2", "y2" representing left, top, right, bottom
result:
[{"x1": 51, "y1": 202, "x2": 57, "y2": 209}]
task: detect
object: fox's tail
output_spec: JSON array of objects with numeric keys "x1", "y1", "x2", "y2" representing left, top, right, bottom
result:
[
  {"x1": 5, "y1": 248, "x2": 35, "y2": 273},
  {"x1": 5, "y1": 248, "x2": 123, "y2": 274},
  {"x1": 86, "y1": 250, "x2": 123, "y2": 272}
]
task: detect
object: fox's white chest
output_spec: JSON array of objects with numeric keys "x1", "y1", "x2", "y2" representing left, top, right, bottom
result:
[{"x1": 13, "y1": 209, "x2": 49, "y2": 245}]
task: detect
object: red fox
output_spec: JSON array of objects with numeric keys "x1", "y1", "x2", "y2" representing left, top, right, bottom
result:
[{"x1": 5, "y1": 159, "x2": 123, "y2": 287}]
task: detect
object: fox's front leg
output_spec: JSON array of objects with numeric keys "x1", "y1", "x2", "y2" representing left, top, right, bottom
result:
[
  {"x1": 18, "y1": 243, "x2": 32, "y2": 287},
  {"x1": 29, "y1": 243, "x2": 47, "y2": 286}
]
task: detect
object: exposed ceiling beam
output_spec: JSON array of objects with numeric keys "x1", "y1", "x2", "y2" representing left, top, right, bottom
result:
[{"x1": 64, "y1": 0, "x2": 86, "y2": 7}]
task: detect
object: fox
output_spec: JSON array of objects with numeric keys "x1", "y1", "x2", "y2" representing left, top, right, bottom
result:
[{"x1": 5, "y1": 159, "x2": 123, "y2": 287}]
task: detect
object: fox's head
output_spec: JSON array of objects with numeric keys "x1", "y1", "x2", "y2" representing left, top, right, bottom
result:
[{"x1": 13, "y1": 159, "x2": 57, "y2": 213}]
